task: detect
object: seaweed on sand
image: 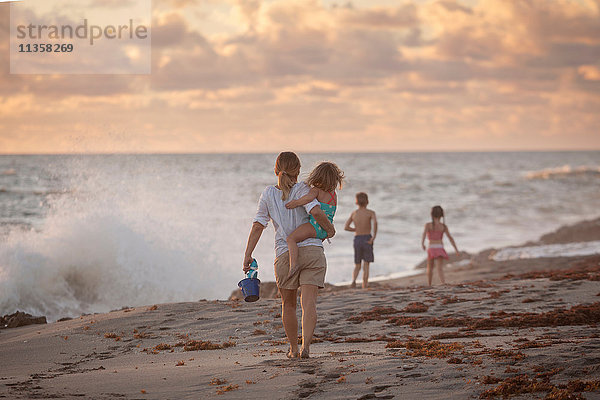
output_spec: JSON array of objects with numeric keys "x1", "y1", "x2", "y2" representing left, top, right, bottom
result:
[
  {"x1": 402, "y1": 302, "x2": 429, "y2": 313},
  {"x1": 385, "y1": 302, "x2": 600, "y2": 330},
  {"x1": 386, "y1": 338, "x2": 464, "y2": 358}
]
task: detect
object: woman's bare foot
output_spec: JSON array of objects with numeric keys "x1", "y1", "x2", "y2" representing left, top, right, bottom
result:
[
  {"x1": 287, "y1": 350, "x2": 299, "y2": 359},
  {"x1": 299, "y1": 347, "x2": 310, "y2": 359}
]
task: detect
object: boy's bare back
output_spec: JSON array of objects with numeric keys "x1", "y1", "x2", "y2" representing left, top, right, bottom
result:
[{"x1": 350, "y1": 208, "x2": 375, "y2": 236}]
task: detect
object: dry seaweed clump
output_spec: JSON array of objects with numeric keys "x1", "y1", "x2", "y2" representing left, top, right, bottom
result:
[
  {"x1": 153, "y1": 343, "x2": 172, "y2": 351},
  {"x1": 545, "y1": 389, "x2": 586, "y2": 399},
  {"x1": 479, "y1": 375, "x2": 600, "y2": 399},
  {"x1": 479, "y1": 375, "x2": 554, "y2": 398},
  {"x1": 386, "y1": 302, "x2": 600, "y2": 330},
  {"x1": 504, "y1": 258, "x2": 600, "y2": 282},
  {"x1": 386, "y1": 339, "x2": 464, "y2": 358},
  {"x1": 148, "y1": 340, "x2": 236, "y2": 353},
  {"x1": 563, "y1": 380, "x2": 600, "y2": 392},
  {"x1": 442, "y1": 296, "x2": 466, "y2": 305},
  {"x1": 481, "y1": 376, "x2": 502, "y2": 385},
  {"x1": 533, "y1": 367, "x2": 563, "y2": 381},
  {"x1": 216, "y1": 384, "x2": 239, "y2": 395},
  {"x1": 430, "y1": 331, "x2": 479, "y2": 340},
  {"x1": 402, "y1": 302, "x2": 429, "y2": 313},
  {"x1": 182, "y1": 340, "x2": 236, "y2": 351},
  {"x1": 515, "y1": 339, "x2": 552, "y2": 349},
  {"x1": 485, "y1": 302, "x2": 600, "y2": 329}
]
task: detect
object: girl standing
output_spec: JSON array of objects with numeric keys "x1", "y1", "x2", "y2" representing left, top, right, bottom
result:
[{"x1": 421, "y1": 205, "x2": 459, "y2": 286}]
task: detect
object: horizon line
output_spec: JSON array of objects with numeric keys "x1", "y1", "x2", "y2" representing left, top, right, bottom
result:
[{"x1": 1, "y1": 149, "x2": 599, "y2": 156}]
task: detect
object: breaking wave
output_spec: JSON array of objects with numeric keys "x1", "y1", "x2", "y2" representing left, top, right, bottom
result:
[
  {"x1": 0, "y1": 157, "x2": 245, "y2": 322},
  {"x1": 525, "y1": 165, "x2": 600, "y2": 180}
]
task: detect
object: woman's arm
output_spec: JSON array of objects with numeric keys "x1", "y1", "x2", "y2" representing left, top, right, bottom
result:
[
  {"x1": 445, "y1": 225, "x2": 459, "y2": 253},
  {"x1": 310, "y1": 206, "x2": 335, "y2": 238},
  {"x1": 285, "y1": 188, "x2": 319, "y2": 209},
  {"x1": 243, "y1": 222, "x2": 265, "y2": 272},
  {"x1": 421, "y1": 223, "x2": 428, "y2": 251}
]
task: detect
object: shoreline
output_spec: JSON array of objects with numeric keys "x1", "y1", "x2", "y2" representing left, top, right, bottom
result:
[
  {"x1": 236, "y1": 216, "x2": 600, "y2": 297},
  {"x1": 3, "y1": 217, "x2": 599, "y2": 323}
]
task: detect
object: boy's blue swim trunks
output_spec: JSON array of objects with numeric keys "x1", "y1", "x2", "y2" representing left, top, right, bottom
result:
[{"x1": 354, "y1": 234, "x2": 374, "y2": 264}]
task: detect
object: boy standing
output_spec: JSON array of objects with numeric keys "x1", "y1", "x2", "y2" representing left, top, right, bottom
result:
[{"x1": 344, "y1": 192, "x2": 377, "y2": 289}]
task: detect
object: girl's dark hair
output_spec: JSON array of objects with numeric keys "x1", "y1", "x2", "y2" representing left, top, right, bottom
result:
[{"x1": 431, "y1": 205, "x2": 445, "y2": 231}]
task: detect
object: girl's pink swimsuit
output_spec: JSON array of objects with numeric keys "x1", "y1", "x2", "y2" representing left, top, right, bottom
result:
[{"x1": 427, "y1": 229, "x2": 449, "y2": 260}]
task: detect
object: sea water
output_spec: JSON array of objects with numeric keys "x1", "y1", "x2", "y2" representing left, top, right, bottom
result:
[{"x1": 0, "y1": 152, "x2": 598, "y2": 320}]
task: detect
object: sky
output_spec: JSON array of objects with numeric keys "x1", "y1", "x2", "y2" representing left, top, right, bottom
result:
[{"x1": 1, "y1": 0, "x2": 599, "y2": 154}]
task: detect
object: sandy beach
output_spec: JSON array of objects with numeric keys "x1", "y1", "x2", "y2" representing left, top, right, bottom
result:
[
  {"x1": 2, "y1": 0, "x2": 600, "y2": 397},
  {"x1": 1, "y1": 219, "x2": 599, "y2": 400}
]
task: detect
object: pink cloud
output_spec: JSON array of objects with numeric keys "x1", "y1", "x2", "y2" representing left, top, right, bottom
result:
[{"x1": 1, "y1": 0, "x2": 599, "y2": 153}]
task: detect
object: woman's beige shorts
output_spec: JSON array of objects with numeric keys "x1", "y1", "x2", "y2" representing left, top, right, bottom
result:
[{"x1": 275, "y1": 246, "x2": 327, "y2": 290}]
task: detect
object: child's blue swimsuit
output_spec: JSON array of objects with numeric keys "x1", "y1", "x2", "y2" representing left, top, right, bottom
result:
[{"x1": 309, "y1": 191, "x2": 336, "y2": 240}]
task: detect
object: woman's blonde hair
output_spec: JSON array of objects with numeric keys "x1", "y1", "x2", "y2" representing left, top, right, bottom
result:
[
  {"x1": 275, "y1": 152, "x2": 301, "y2": 200},
  {"x1": 306, "y1": 162, "x2": 345, "y2": 193}
]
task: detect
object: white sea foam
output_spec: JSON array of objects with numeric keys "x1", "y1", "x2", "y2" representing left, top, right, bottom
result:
[
  {"x1": 492, "y1": 241, "x2": 600, "y2": 261},
  {"x1": 0, "y1": 209, "x2": 221, "y2": 322},
  {"x1": 447, "y1": 259, "x2": 471, "y2": 268},
  {"x1": 0, "y1": 157, "x2": 246, "y2": 321},
  {"x1": 525, "y1": 165, "x2": 600, "y2": 180}
]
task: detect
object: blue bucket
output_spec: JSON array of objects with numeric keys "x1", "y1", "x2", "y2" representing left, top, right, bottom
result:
[{"x1": 238, "y1": 278, "x2": 260, "y2": 302}]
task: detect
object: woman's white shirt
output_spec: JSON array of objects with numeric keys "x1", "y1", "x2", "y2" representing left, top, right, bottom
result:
[{"x1": 253, "y1": 182, "x2": 323, "y2": 258}]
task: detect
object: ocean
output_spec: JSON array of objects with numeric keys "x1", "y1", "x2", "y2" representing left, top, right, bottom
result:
[{"x1": 1, "y1": 152, "x2": 599, "y2": 321}]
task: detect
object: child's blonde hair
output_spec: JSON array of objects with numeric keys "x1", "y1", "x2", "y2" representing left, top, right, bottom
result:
[
  {"x1": 306, "y1": 162, "x2": 344, "y2": 193},
  {"x1": 275, "y1": 152, "x2": 301, "y2": 200}
]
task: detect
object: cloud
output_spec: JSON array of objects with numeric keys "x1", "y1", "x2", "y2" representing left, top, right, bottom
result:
[
  {"x1": 339, "y1": 4, "x2": 419, "y2": 29},
  {"x1": 150, "y1": 1, "x2": 411, "y2": 91},
  {"x1": 88, "y1": 0, "x2": 139, "y2": 9},
  {"x1": 152, "y1": 12, "x2": 195, "y2": 47},
  {"x1": 525, "y1": 43, "x2": 600, "y2": 69},
  {"x1": 436, "y1": 0, "x2": 473, "y2": 14},
  {"x1": 234, "y1": 0, "x2": 261, "y2": 28},
  {"x1": 578, "y1": 65, "x2": 600, "y2": 81},
  {"x1": 1, "y1": 0, "x2": 600, "y2": 153}
]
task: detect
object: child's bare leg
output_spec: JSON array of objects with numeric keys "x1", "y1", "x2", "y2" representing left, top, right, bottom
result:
[
  {"x1": 435, "y1": 258, "x2": 445, "y2": 284},
  {"x1": 351, "y1": 264, "x2": 361, "y2": 288},
  {"x1": 426, "y1": 258, "x2": 433, "y2": 286},
  {"x1": 286, "y1": 223, "x2": 317, "y2": 279},
  {"x1": 362, "y1": 262, "x2": 370, "y2": 289}
]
